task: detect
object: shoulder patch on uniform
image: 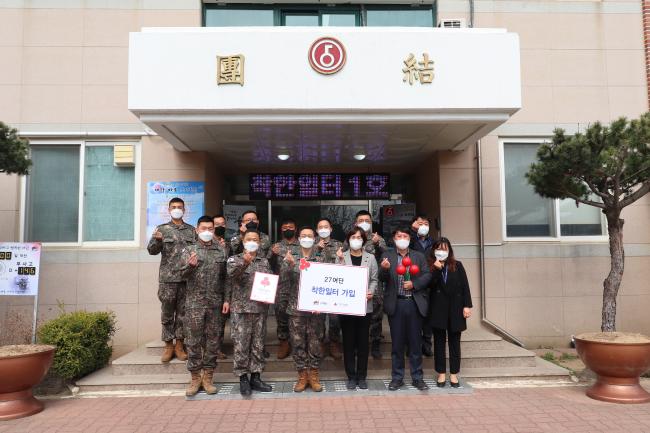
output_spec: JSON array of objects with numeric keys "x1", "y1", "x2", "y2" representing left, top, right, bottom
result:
[{"x1": 230, "y1": 236, "x2": 239, "y2": 241}]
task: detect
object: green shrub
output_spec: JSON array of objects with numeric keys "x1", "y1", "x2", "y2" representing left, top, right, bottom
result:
[{"x1": 37, "y1": 310, "x2": 116, "y2": 380}]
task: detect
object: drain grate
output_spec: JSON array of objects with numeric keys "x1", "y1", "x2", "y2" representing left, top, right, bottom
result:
[{"x1": 186, "y1": 379, "x2": 472, "y2": 400}]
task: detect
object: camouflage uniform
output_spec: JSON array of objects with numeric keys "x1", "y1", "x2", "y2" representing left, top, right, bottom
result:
[
  {"x1": 147, "y1": 220, "x2": 195, "y2": 342},
  {"x1": 269, "y1": 239, "x2": 301, "y2": 341},
  {"x1": 230, "y1": 231, "x2": 272, "y2": 257},
  {"x1": 281, "y1": 249, "x2": 327, "y2": 370},
  {"x1": 181, "y1": 241, "x2": 227, "y2": 372},
  {"x1": 345, "y1": 236, "x2": 388, "y2": 345},
  {"x1": 316, "y1": 237, "x2": 344, "y2": 344},
  {"x1": 225, "y1": 253, "x2": 272, "y2": 376},
  {"x1": 214, "y1": 237, "x2": 232, "y2": 354}
]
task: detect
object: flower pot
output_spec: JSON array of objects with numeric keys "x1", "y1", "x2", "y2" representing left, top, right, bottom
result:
[
  {"x1": 0, "y1": 345, "x2": 56, "y2": 420},
  {"x1": 574, "y1": 332, "x2": 650, "y2": 404}
]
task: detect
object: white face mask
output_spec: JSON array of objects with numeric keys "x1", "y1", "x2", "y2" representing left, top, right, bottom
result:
[
  {"x1": 317, "y1": 229, "x2": 331, "y2": 239},
  {"x1": 417, "y1": 225, "x2": 430, "y2": 236},
  {"x1": 435, "y1": 249, "x2": 449, "y2": 261},
  {"x1": 299, "y1": 237, "x2": 315, "y2": 249},
  {"x1": 244, "y1": 241, "x2": 259, "y2": 253},
  {"x1": 197, "y1": 231, "x2": 213, "y2": 242},
  {"x1": 358, "y1": 222, "x2": 372, "y2": 232},
  {"x1": 395, "y1": 239, "x2": 410, "y2": 250},
  {"x1": 349, "y1": 239, "x2": 363, "y2": 251},
  {"x1": 170, "y1": 209, "x2": 184, "y2": 220}
]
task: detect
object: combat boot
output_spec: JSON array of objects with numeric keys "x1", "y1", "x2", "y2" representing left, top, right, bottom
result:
[
  {"x1": 277, "y1": 339, "x2": 291, "y2": 359},
  {"x1": 174, "y1": 339, "x2": 188, "y2": 361},
  {"x1": 185, "y1": 370, "x2": 202, "y2": 396},
  {"x1": 250, "y1": 372, "x2": 272, "y2": 392},
  {"x1": 309, "y1": 368, "x2": 323, "y2": 392},
  {"x1": 239, "y1": 374, "x2": 252, "y2": 396},
  {"x1": 293, "y1": 369, "x2": 309, "y2": 392},
  {"x1": 161, "y1": 341, "x2": 174, "y2": 362},
  {"x1": 201, "y1": 368, "x2": 217, "y2": 394},
  {"x1": 329, "y1": 341, "x2": 342, "y2": 360}
]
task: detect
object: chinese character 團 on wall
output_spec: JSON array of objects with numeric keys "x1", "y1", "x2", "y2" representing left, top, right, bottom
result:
[{"x1": 217, "y1": 54, "x2": 245, "y2": 86}]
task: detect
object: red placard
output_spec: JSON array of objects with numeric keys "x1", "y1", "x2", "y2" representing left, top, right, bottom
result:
[{"x1": 308, "y1": 37, "x2": 346, "y2": 75}]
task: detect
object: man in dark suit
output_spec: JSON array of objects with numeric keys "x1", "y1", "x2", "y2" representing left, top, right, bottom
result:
[
  {"x1": 379, "y1": 226, "x2": 432, "y2": 391},
  {"x1": 408, "y1": 214, "x2": 435, "y2": 358}
]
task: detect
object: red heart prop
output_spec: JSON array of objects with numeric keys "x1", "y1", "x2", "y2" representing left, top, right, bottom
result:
[
  {"x1": 409, "y1": 264, "x2": 420, "y2": 275},
  {"x1": 300, "y1": 258, "x2": 311, "y2": 271},
  {"x1": 402, "y1": 257, "x2": 412, "y2": 267},
  {"x1": 396, "y1": 264, "x2": 406, "y2": 275}
]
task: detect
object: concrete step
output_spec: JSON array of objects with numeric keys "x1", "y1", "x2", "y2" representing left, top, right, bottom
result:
[
  {"x1": 112, "y1": 344, "x2": 537, "y2": 376},
  {"x1": 145, "y1": 328, "x2": 506, "y2": 356},
  {"x1": 76, "y1": 358, "x2": 572, "y2": 393}
]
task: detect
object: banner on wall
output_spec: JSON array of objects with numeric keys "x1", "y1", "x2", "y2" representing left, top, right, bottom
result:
[
  {"x1": 146, "y1": 181, "x2": 205, "y2": 237},
  {"x1": 0, "y1": 242, "x2": 41, "y2": 297}
]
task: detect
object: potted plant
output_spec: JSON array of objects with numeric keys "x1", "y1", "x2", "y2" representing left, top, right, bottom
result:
[
  {"x1": 0, "y1": 345, "x2": 56, "y2": 420},
  {"x1": 526, "y1": 113, "x2": 650, "y2": 403}
]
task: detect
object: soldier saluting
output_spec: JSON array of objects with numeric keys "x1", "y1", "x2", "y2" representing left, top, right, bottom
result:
[
  {"x1": 147, "y1": 197, "x2": 194, "y2": 363},
  {"x1": 223, "y1": 230, "x2": 274, "y2": 397},
  {"x1": 182, "y1": 216, "x2": 228, "y2": 396}
]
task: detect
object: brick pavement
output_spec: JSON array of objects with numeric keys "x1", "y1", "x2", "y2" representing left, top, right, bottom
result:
[{"x1": 2, "y1": 386, "x2": 650, "y2": 433}]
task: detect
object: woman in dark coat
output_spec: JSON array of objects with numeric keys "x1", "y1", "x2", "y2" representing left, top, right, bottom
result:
[{"x1": 427, "y1": 237, "x2": 472, "y2": 388}]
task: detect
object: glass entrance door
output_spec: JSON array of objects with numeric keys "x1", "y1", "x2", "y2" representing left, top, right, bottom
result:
[{"x1": 270, "y1": 200, "x2": 368, "y2": 242}]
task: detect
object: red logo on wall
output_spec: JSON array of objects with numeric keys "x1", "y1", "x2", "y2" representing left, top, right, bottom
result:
[{"x1": 308, "y1": 37, "x2": 346, "y2": 75}]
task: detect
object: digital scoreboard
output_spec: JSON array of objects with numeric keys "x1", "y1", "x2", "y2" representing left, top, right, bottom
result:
[{"x1": 249, "y1": 173, "x2": 390, "y2": 200}]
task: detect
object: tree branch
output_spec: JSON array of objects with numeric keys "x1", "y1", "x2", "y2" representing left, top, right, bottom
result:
[
  {"x1": 619, "y1": 180, "x2": 650, "y2": 208},
  {"x1": 560, "y1": 188, "x2": 606, "y2": 209}
]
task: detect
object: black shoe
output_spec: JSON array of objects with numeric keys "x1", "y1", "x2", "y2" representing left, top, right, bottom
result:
[
  {"x1": 250, "y1": 373, "x2": 272, "y2": 392},
  {"x1": 357, "y1": 379, "x2": 368, "y2": 390},
  {"x1": 450, "y1": 380, "x2": 460, "y2": 388},
  {"x1": 412, "y1": 379, "x2": 429, "y2": 391},
  {"x1": 371, "y1": 341, "x2": 382, "y2": 360},
  {"x1": 345, "y1": 379, "x2": 357, "y2": 390},
  {"x1": 436, "y1": 380, "x2": 446, "y2": 388},
  {"x1": 422, "y1": 345, "x2": 433, "y2": 357},
  {"x1": 239, "y1": 374, "x2": 252, "y2": 396},
  {"x1": 388, "y1": 379, "x2": 404, "y2": 391}
]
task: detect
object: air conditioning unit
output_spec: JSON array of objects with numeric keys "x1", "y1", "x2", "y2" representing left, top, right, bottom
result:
[
  {"x1": 438, "y1": 18, "x2": 466, "y2": 28},
  {"x1": 114, "y1": 144, "x2": 135, "y2": 167}
]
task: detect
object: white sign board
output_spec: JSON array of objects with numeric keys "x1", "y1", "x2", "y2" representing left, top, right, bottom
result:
[
  {"x1": 0, "y1": 242, "x2": 41, "y2": 297},
  {"x1": 297, "y1": 261, "x2": 368, "y2": 316},
  {"x1": 250, "y1": 272, "x2": 279, "y2": 304}
]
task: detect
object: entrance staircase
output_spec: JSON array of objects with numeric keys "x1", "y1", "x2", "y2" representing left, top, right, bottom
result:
[{"x1": 76, "y1": 317, "x2": 571, "y2": 393}]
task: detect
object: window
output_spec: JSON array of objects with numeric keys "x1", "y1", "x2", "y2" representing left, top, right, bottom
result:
[
  {"x1": 365, "y1": 6, "x2": 435, "y2": 27},
  {"x1": 502, "y1": 141, "x2": 605, "y2": 239},
  {"x1": 24, "y1": 142, "x2": 138, "y2": 244},
  {"x1": 203, "y1": 4, "x2": 433, "y2": 27}
]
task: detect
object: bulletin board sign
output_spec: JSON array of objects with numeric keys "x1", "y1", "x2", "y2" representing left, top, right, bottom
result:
[
  {"x1": 297, "y1": 261, "x2": 368, "y2": 316},
  {"x1": 146, "y1": 181, "x2": 205, "y2": 236},
  {"x1": 0, "y1": 242, "x2": 41, "y2": 297}
]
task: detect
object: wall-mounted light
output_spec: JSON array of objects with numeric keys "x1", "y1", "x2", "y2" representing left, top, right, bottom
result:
[
  {"x1": 353, "y1": 154, "x2": 366, "y2": 161},
  {"x1": 277, "y1": 154, "x2": 290, "y2": 161}
]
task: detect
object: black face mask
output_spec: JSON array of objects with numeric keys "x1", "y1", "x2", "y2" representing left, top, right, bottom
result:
[
  {"x1": 282, "y1": 230, "x2": 295, "y2": 240},
  {"x1": 245, "y1": 221, "x2": 259, "y2": 230},
  {"x1": 215, "y1": 226, "x2": 226, "y2": 237}
]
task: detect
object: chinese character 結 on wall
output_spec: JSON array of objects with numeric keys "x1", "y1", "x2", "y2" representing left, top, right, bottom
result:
[{"x1": 402, "y1": 53, "x2": 434, "y2": 85}]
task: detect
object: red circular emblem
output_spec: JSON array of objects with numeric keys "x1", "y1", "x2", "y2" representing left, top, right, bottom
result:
[{"x1": 308, "y1": 37, "x2": 346, "y2": 75}]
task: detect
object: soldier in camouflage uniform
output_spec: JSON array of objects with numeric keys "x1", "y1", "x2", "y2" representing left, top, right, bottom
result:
[
  {"x1": 269, "y1": 218, "x2": 301, "y2": 359},
  {"x1": 344, "y1": 210, "x2": 388, "y2": 360},
  {"x1": 147, "y1": 197, "x2": 194, "y2": 363},
  {"x1": 281, "y1": 227, "x2": 327, "y2": 392},
  {"x1": 229, "y1": 210, "x2": 271, "y2": 256},
  {"x1": 224, "y1": 230, "x2": 274, "y2": 396},
  {"x1": 213, "y1": 214, "x2": 231, "y2": 360},
  {"x1": 315, "y1": 217, "x2": 344, "y2": 360},
  {"x1": 181, "y1": 215, "x2": 227, "y2": 396}
]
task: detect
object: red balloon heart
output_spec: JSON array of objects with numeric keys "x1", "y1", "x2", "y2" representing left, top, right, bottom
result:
[
  {"x1": 402, "y1": 257, "x2": 412, "y2": 267},
  {"x1": 299, "y1": 258, "x2": 311, "y2": 271},
  {"x1": 396, "y1": 264, "x2": 407, "y2": 275},
  {"x1": 409, "y1": 264, "x2": 420, "y2": 275}
]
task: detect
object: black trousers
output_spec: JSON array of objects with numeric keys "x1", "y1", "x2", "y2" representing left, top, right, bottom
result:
[
  {"x1": 339, "y1": 313, "x2": 370, "y2": 380},
  {"x1": 387, "y1": 298, "x2": 424, "y2": 381},
  {"x1": 433, "y1": 327, "x2": 462, "y2": 374}
]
